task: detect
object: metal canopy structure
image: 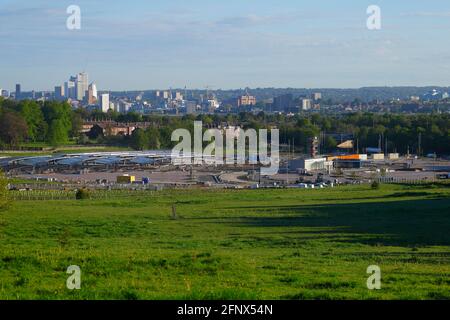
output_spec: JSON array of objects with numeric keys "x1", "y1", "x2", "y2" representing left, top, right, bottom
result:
[{"x1": 2, "y1": 151, "x2": 176, "y2": 171}]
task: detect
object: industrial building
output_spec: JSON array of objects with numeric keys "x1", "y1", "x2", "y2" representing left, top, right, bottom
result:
[{"x1": 288, "y1": 158, "x2": 333, "y2": 172}]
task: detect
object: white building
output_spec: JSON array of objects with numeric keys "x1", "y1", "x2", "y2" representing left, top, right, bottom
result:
[
  {"x1": 289, "y1": 158, "x2": 333, "y2": 172},
  {"x1": 208, "y1": 99, "x2": 220, "y2": 109},
  {"x1": 75, "y1": 72, "x2": 88, "y2": 101},
  {"x1": 301, "y1": 99, "x2": 312, "y2": 111},
  {"x1": 99, "y1": 93, "x2": 110, "y2": 113},
  {"x1": 118, "y1": 100, "x2": 132, "y2": 113},
  {"x1": 163, "y1": 91, "x2": 170, "y2": 99},
  {"x1": 89, "y1": 83, "x2": 98, "y2": 99}
]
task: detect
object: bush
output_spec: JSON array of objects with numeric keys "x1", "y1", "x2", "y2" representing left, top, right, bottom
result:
[
  {"x1": 371, "y1": 180, "x2": 380, "y2": 190},
  {"x1": 76, "y1": 188, "x2": 91, "y2": 200}
]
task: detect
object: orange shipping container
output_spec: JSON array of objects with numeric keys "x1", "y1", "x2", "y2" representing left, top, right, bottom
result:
[{"x1": 338, "y1": 154, "x2": 361, "y2": 160}]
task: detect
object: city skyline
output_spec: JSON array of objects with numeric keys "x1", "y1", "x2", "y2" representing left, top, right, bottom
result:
[{"x1": 1, "y1": 0, "x2": 450, "y2": 90}]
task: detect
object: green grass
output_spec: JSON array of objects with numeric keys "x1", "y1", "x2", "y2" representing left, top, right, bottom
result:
[
  {"x1": 0, "y1": 146, "x2": 131, "y2": 157},
  {"x1": 0, "y1": 184, "x2": 449, "y2": 300}
]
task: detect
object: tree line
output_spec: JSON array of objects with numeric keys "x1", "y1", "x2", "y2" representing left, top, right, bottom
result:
[
  {"x1": 1, "y1": 98, "x2": 449, "y2": 155},
  {"x1": 82, "y1": 111, "x2": 450, "y2": 155},
  {"x1": 0, "y1": 98, "x2": 81, "y2": 147}
]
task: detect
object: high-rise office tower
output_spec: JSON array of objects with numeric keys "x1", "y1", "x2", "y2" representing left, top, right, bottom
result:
[
  {"x1": 87, "y1": 83, "x2": 98, "y2": 104},
  {"x1": 65, "y1": 77, "x2": 77, "y2": 100},
  {"x1": 65, "y1": 81, "x2": 74, "y2": 99},
  {"x1": 90, "y1": 83, "x2": 97, "y2": 99},
  {"x1": 75, "y1": 72, "x2": 88, "y2": 101},
  {"x1": 54, "y1": 86, "x2": 65, "y2": 100},
  {"x1": 15, "y1": 84, "x2": 21, "y2": 99}
]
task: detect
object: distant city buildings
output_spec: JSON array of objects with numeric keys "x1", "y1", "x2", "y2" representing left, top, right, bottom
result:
[
  {"x1": 156, "y1": 91, "x2": 170, "y2": 100},
  {"x1": 5, "y1": 77, "x2": 450, "y2": 116},
  {"x1": 60, "y1": 72, "x2": 89, "y2": 101},
  {"x1": 423, "y1": 89, "x2": 449, "y2": 101},
  {"x1": 237, "y1": 94, "x2": 256, "y2": 107}
]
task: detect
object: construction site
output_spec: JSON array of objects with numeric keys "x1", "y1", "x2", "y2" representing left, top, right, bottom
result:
[{"x1": 1, "y1": 135, "x2": 450, "y2": 192}]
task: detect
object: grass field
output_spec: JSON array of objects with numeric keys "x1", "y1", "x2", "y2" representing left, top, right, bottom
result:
[
  {"x1": 0, "y1": 145, "x2": 131, "y2": 157},
  {"x1": 0, "y1": 184, "x2": 449, "y2": 300}
]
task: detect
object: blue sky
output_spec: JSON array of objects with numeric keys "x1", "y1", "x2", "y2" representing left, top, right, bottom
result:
[{"x1": 1, "y1": 0, "x2": 450, "y2": 91}]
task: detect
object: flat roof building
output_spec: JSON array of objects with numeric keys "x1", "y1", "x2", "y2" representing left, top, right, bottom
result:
[{"x1": 237, "y1": 94, "x2": 256, "y2": 107}]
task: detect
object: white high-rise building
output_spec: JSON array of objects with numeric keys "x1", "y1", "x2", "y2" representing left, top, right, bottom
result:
[
  {"x1": 89, "y1": 83, "x2": 98, "y2": 99},
  {"x1": 87, "y1": 83, "x2": 98, "y2": 104},
  {"x1": 99, "y1": 93, "x2": 110, "y2": 112},
  {"x1": 301, "y1": 99, "x2": 312, "y2": 111},
  {"x1": 75, "y1": 72, "x2": 89, "y2": 101}
]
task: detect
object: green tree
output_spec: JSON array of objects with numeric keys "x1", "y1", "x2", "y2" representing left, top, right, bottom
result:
[
  {"x1": 146, "y1": 127, "x2": 161, "y2": 149},
  {"x1": 42, "y1": 101, "x2": 72, "y2": 146},
  {"x1": 17, "y1": 100, "x2": 46, "y2": 141},
  {"x1": 48, "y1": 119, "x2": 69, "y2": 146},
  {"x1": 324, "y1": 136, "x2": 337, "y2": 152},
  {"x1": 0, "y1": 111, "x2": 29, "y2": 147},
  {"x1": 71, "y1": 113, "x2": 83, "y2": 138},
  {"x1": 131, "y1": 128, "x2": 149, "y2": 150}
]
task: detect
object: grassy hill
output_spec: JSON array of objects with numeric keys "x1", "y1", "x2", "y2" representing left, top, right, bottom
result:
[{"x1": 0, "y1": 184, "x2": 449, "y2": 299}]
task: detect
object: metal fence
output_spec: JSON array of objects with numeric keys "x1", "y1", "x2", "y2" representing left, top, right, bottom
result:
[
  {"x1": 377, "y1": 176, "x2": 438, "y2": 185},
  {"x1": 9, "y1": 189, "x2": 157, "y2": 201}
]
